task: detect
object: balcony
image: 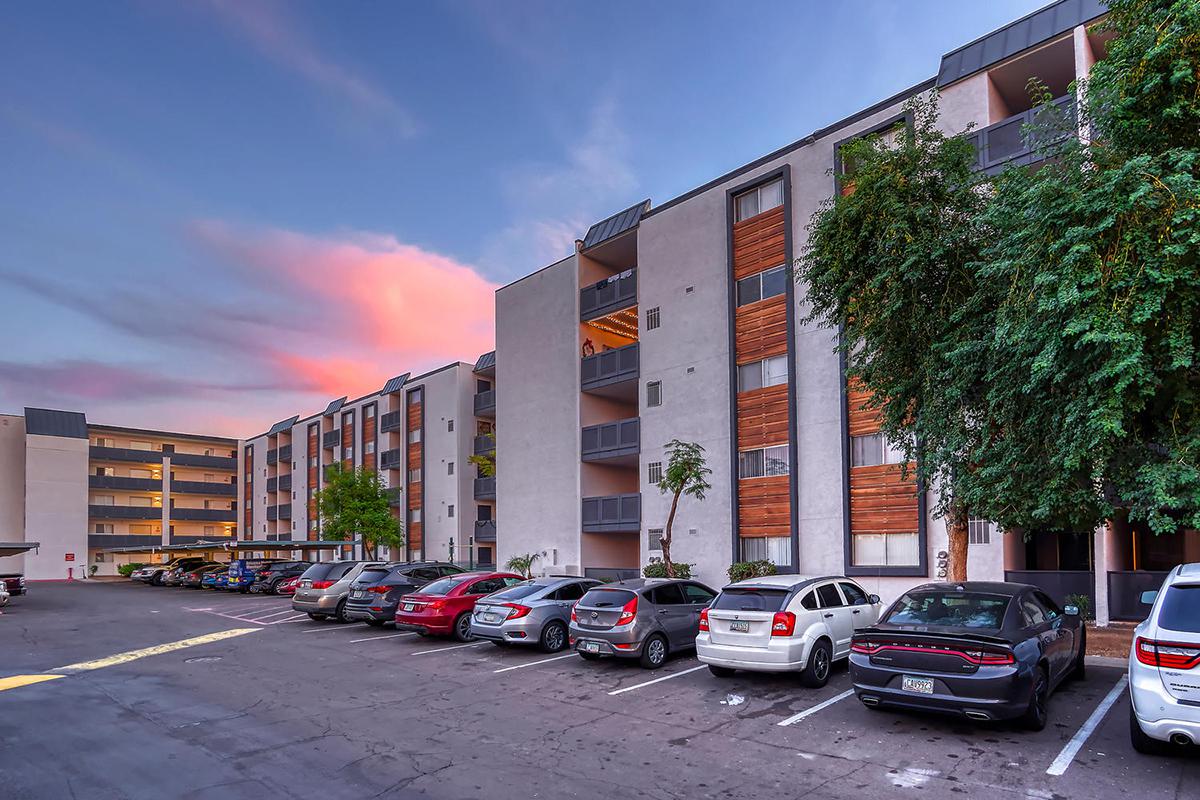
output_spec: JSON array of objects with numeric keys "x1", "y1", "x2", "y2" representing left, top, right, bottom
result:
[
  {"x1": 277, "y1": 504, "x2": 292, "y2": 521},
  {"x1": 171, "y1": 452, "x2": 237, "y2": 470},
  {"x1": 380, "y1": 449, "x2": 404, "y2": 470},
  {"x1": 89, "y1": 505, "x2": 161, "y2": 520},
  {"x1": 267, "y1": 505, "x2": 278, "y2": 522},
  {"x1": 266, "y1": 476, "x2": 278, "y2": 493},
  {"x1": 473, "y1": 434, "x2": 496, "y2": 457},
  {"x1": 89, "y1": 475, "x2": 160, "y2": 492},
  {"x1": 170, "y1": 532, "x2": 234, "y2": 545},
  {"x1": 581, "y1": 269, "x2": 637, "y2": 321},
  {"x1": 322, "y1": 430, "x2": 340, "y2": 449},
  {"x1": 474, "y1": 389, "x2": 496, "y2": 418},
  {"x1": 581, "y1": 417, "x2": 639, "y2": 464},
  {"x1": 90, "y1": 445, "x2": 163, "y2": 465},
  {"x1": 266, "y1": 448, "x2": 278, "y2": 465},
  {"x1": 385, "y1": 486, "x2": 403, "y2": 507},
  {"x1": 474, "y1": 477, "x2": 496, "y2": 501},
  {"x1": 581, "y1": 342, "x2": 639, "y2": 395},
  {"x1": 88, "y1": 533, "x2": 161, "y2": 548},
  {"x1": 278, "y1": 444, "x2": 292, "y2": 462},
  {"x1": 474, "y1": 519, "x2": 497, "y2": 542},
  {"x1": 967, "y1": 94, "x2": 1074, "y2": 175},
  {"x1": 278, "y1": 474, "x2": 292, "y2": 492},
  {"x1": 172, "y1": 507, "x2": 236, "y2": 523},
  {"x1": 170, "y1": 480, "x2": 236, "y2": 497},
  {"x1": 581, "y1": 493, "x2": 641, "y2": 534},
  {"x1": 380, "y1": 410, "x2": 405, "y2": 433}
]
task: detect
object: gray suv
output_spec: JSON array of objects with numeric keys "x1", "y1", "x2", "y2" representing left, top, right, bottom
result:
[
  {"x1": 569, "y1": 578, "x2": 717, "y2": 669},
  {"x1": 471, "y1": 576, "x2": 600, "y2": 652},
  {"x1": 292, "y1": 560, "x2": 384, "y2": 622}
]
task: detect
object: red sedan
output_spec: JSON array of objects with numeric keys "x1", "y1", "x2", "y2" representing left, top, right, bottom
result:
[
  {"x1": 275, "y1": 576, "x2": 301, "y2": 596},
  {"x1": 394, "y1": 571, "x2": 523, "y2": 641}
]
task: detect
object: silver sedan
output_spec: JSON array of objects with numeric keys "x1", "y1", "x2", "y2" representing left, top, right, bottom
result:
[{"x1": 471, "y1": 577, "x2": 600, "y2": 652}]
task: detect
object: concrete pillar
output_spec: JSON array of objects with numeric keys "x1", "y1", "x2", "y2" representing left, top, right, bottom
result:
[
  {"x1": 1094, "y1": 521, "x2": 1112, "y2": 626},
  {"x1": 161, "y1": 455, "x2": 171, "y2": 554}
]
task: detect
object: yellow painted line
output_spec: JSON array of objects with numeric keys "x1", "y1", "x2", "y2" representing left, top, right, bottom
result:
[
  {"x1": 0, "y1": 674, "x2": 65, "y2": 692},
  {"x1": 51, "y1": 628, "x2": 259, "y2": 674}
]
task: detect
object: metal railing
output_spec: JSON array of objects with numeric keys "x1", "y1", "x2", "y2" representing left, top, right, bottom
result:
[
  {"x1": 474, "y1": 389, "x2": 496, "y2": 417},
  {"x1": 88, "y1": 505, "x2": 161, "y2": 520},
  {"x1": 474, "y1": 520, "x2": 497, "y2": 541},
  {"x1": 581, "y1": 417, "x2": 639, "y2": 461},
  {"x1": 580, "y1": 269, "x2": 637, "y2": 320},
  {"x1": 581, "y1": 342, "x2": 639, "y2": 391},
  {"x1": 322, "y1": 430, "x2": 340, "y2": 449},
  {"x1": 89, "y1": 475, "x2": 160, "y2": 492},
  {"x1": 89, "y1": 446, "x2": 163, "y2": 464},
  {"x1": 380, "y1": 449, "x2": 404, "y2": 470},
  {"x1": 170, "y1": 480, "x2": 236, "y2": 496},
  {"x1": 380, "y1": 410, "x2": 405, "y2": 433},
  {"x1": 581, "y1": 493, "x2": 640, "y2": 533},
  {"x1": 473, "y1": 434, "x2": 496, "y2": 456},
  {"x1": 966, "y1": 94, "x2": 1075, "y2": 175},
  {"x1": 474, "y1": 477, "x2": 496, "y2": 500}
]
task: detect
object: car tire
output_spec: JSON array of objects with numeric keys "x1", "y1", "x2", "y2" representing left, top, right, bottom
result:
[
  {"x1": 800, "y1": 639, "x2": 833, "y2": 688},
  {"x1": 578, "y1": 651, "x2": 601, "y2": 661},
  {"x1": 453, "y1": 613, "x2": 474, "y2": 642},
  {"x1": 708, "y1": 665, "x2": 736, "y2": 678},
  {"x1": 1071, "y1": 627, "x2": 1086, "y2": 680},
  {"x1": 151, "y1": 572, "x2": 164, "y2": 586},
  {"x1": 540, "y1": 621, "x2": 568, "y2": 653},
  {"x1": 1021, "y1": 666, "x2": 1050, "y2": 731},
  {"x1": 640, "y1": 634, "x2": 668, "y2": 669},
  {"x1": 1129, "y1": 704, "x2": 1161, "y2": 754},
  {"x1": 268, "y1": 579, "x2": 282, "y2": 595},
  {"x1": 308, "y1": 613, "x2": 325, "y2": 621},
  {"x1": 334, "y1": 599, "x2": 350, "y2": 624}
]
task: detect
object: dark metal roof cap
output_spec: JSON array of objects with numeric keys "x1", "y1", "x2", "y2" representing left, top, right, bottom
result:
[
  {"x1": 24, "y1": 407, "x2": 88, "y2": 439},
  {"x1": 267, "y1": 416, "x2": 299, "y2": 435},
  {"x1": 323, "y1": 396, "x2": 347, "y2": 415},
  {"x1": 937, "y1": 0, "x2": 1107, "y2": 87},
  {"x1": 473, "y1": 351, "x2": 496, "y2": 373},
  {"x1": 581, "y1": 200, "x2": 651, "y2": 250},
  {"x1": 381, "y1": 373, "x2": 410, "y2": 395}
]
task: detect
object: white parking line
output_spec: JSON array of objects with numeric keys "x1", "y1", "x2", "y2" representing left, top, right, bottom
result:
[
  {"x1": 300, "y1": 625, "x2": 364, "y2": 633},
  {"x1": 239, "y1": 609, "x2": 296, "y2": 621},
  {"x1": 493, "y1": 653, "x2": 578, "y2": 673},
  {"x1": 608, "y1": 665, "x2": 707, "y2": 696},
  {"x1": 1046, "y1": 675, "x2": 1128, "y2": 776},
  {"x1": 350, "y1": 633, "x2": 417, "y2": 644},
  {"x1": 776, "y1": 690, "x2": 855, "y2": 726},
  {"x1": 272, "y1": 614, "x2": 310, "y2": 624},
  {"x1": 412, "y1": 643, "x2": 483, "y2": 655}
]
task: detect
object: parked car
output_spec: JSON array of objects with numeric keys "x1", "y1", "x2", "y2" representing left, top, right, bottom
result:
[
  {"x1": 849, "y1": 582, "x2": 1085, "y2": 730},
  {"x1": 182, "y1": 563, "x2": 226, "y2": 588},
  {"x1": 1129, "y1": 562, "x2": 1200, "y2": 752},
  {"x1": 164, "y1": 561, "x2": 218, "y2": 587},
  {"x1": 569, "y1": 578, "x2": 718, "y2": 669},
  {"x1": 248, "y1": 561, "x2": 312, "y2": 594},
  {"x1": 143, "y1": 558, "x2": 208, "y2": 586},
  {"x1": 0, "y1": 580, "x2": 9, "y2": 608},
  {"x1": 275, "y1": 575, "x2": 301, "y2": 596},
  {"x1": 696, "y1": 575, "x2": 881, "y2": 686},
  {"x1": 292, "y1": 561, "x2": 385, "y2": 622},
  {"x1": 344, "y1": 561, "x2": 466, "y2": 625},
  {"x1": 394, "y1": 571, "x2": 524, "y2": 641},
  {"x1": 200, "y1": 568, "x2": 230, "y2": 590},
  {"x1": 472, "y1": 576, "x2": 600, "y2": 652},
  {"x1": 225, "y1": 559, "x2": 284, "y2": 593},
  {"x1": 0, "y1": 574, "x2": 26, "y2": 597}
]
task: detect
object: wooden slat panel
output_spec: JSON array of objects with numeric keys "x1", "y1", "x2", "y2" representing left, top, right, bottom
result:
[
  {"x1": 849, "y1": 464, "x2": 918, "y2": 535},
  {"x1": 847, "y1": 378, "x2": 883, "y2": 436},
  {"x1": 407, "y1": 402, "x2": 422, "y2": 430},
  {"x1": 734, "y1": 296, "x2": 788, "y2": 361},
  {"x1": 732, "y1": 205, "x2": 786, "y2": 280},
  {"x1": 737, "y1": 385, "x2": 789, "y2": 450},
  {"x1": 362, "y1": 410, "x2": 376, "y2": 473},
  {"x1": 408, "y1": 521, "x2": 422, "y2": 549},
  {"x1": 738, "y1": 475, "x2": 790, "y2": 538}
]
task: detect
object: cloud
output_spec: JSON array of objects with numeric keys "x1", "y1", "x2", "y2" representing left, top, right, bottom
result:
[
  {"x1": 200, "y1": 0, "x2": 418, "y2": 137},
  {"x1": 0, "y1": 359, "x2": 287, "y2": 405}
]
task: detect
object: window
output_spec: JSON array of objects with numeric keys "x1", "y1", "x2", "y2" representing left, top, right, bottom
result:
[
  {"x1": 736, "y1": 265, "x2": 787, "y2": 306},
  {"x1": 738, "y1": 444, "x2": 789, "y2": 478},
  {"x1": 1020, "y1": 598, "x2": 1048, "y2": 627},
  {"x1": 130, "y1": 468, "x2": 152, "y2": 479},
  {"x1": 839, "y1": 582, "x2": 869, "y2": 606},
  {"x1": 411, "y1": 509, "x2": 422, "y2": 523},
  {"x1": 92, "y1": 495, "x2": 115, "y2": 506},
  {"x1": 366, "y1": 406, "x2": 375, "y2": 418},
  {"x1": 646, "y1": 381, "x2": 662, "y2": 408},
  {"x1": 309, "y1": 519, "x2": 317, "y2": 531},
  {"x1": 800, "y1": 591, "x2": 818, "y2": 611},
  {"x1": 737, "y1": 355, "x2": 788, "y2": 392},
  {"x1": 647, "y1": 462, "x2": 663, "y2": 484},
  {"x1": 648, "y1": 528, "x2": 663, "y2": 551},
  {"x1": 739, "y1": 535, "x2": 792, "y2": 566},
  {"x1": 447, "y1": 504, "x2": 455, "y2": 518},
  {"x1": 408, "y1": 469, "x2": 422, "y2": 483},
  {"x1": 1158, "y1": 585, "x2": 1200, "y2": 633},
  {"x1": 344, "y1": 446, "x2": 354, "y2": 459},
  {"x1": 94, "y1": 466, "x2": 112, "y2": 476},
  {"x1": 850, "y1": 433, "x2": 907, "y2": 467},
  {"x1": 553, "y1": 582, "x2": 588, "y2": 602},
  {"x1": 734, "y1": 178, "x2": 784, "y2": 221},
  {"x1": 130, "y1": 440, "x2": 153, "y2": 451},
  {"x1": 816, "y1": 584, "x2": 844, "y2": 607},
  {"x1": 408, "y1": 429, "x2": 422, "y2": 444},
  {"x1": 408, "y1": 388, "x2": 423, "y2": 406},
  {"x1": 884, "y1": 591, "x2": 1009, "y2": 629},
  {"x1": 203, "y1": 525, "x2": 215, "y2": 536},
  {"x1": 646, "y1": 306, "x2": 661, "y2": 331},
  {"x1": 447, "y1": 462, "x2": 455, "y2": 476},
  {"x1": 651, "y1": 584, "x2": 686, "y2": 605},
  {"x1": 94, "y1": 523, "x2": 114, "y2": 534},
  {"x1": 968, "y1": 518, "x2": 993, "y2": 545},
  {"x1": 130, "y1": 524, "x2": 153, "y2": 535},
  {"x1": 447, "y1": 419, "x2": 454, "y2": 433},
  {"x1": 683, "y1": 584, "x2": 716, "y2": 604},
  {"x1": 852, "y1": 532, "x2": 919, "y2": 567},
  {"x1": 365, "y1": 442, "x2": 375, "y2": 455}
]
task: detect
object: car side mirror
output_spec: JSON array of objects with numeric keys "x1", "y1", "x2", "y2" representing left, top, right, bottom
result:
[
  {"x1": 868, "y1": 594, "x2": 880, "y2": 605},
  {"x1": 1140, "y1": 590, "x2": 1158, "y2": 605},
  {"x1": 1063, "y1": 604, "x2": 1079, "y2": 616}
]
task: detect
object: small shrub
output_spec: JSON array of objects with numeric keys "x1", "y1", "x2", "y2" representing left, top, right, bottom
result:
[
  {"x1": 117, "y1": 563, "x2": 144, "y2": 577},
  {"x1": 727, "y1": 560, "x2": 777, "y2": 583},
  {"x1": 1065, "y1": 593, "x2": 1094, "y2": 621},
  {"x1": 642, "y1": 561, "x2": 693, "y2": 579}
]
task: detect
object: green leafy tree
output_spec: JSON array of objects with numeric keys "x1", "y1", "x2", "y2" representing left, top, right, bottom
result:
[
  {"x1": 505, "y1": 552, "x2": 540, "y2": 579},
  {"x1": 315, "y1": 463, "x2": 404, "y2": 560},
  {"x1": 656, "y1": 439, "x2": 712, "y2": 578}
]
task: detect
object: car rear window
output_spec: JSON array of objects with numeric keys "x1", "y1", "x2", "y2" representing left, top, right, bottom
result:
[
  {"x1": 884, "y1": 591, "x2": 1010, "y2": 629},
  {"x1": 712, "y1": 588, "x2": 790, "y2": 612},
  {"x1": 300, "y1": 562, "x2": 356, "y2": 582},
  {"x1": 1159, "y1": 585, "x2": 1200, "y2": 633},
  {"x1": 579, "y1": 588, "x2": 637, "y2": 608},
  {"x1": 418, "y1": 574, "x2": 474, "y2": 596},
  {"x1": 355, "y1": 567, "x2": 391, "y2": 584},
  {"x1": 488, "y1": 581, "x2": 546, "y2": 602}
]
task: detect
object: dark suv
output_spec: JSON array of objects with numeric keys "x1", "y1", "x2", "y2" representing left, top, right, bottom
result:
[
  {"x1": 248, "y1": 561, "x2": 312, "y2": 594},
  {"x1": 344, "y1": 561, "x2": 466, "y2": 625}
]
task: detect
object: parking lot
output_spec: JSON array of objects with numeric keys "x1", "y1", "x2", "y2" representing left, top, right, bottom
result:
[{"x1": 1, "y1": 582, "x2": 1195, "y2": 800}]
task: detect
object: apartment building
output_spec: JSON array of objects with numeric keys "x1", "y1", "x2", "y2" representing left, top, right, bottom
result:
[
  {"x1": 0, "y1": 408, "x2": 238, "y2": 579},
  {"x1": 496, "y1": 0, "x2": 1197, "y2": 622},
  {"x1": 240, "y1": 360, "x2": 490, "y2": 566}
]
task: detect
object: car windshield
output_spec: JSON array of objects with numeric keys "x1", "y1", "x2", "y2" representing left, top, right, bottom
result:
[
  {"x1": 579, "y1": 588, "x2": 636, "y2": 608},
  {"x1": 884, "y1": 591, "x2": 1010, "y2": 629},
  {"x1": 712, "y1": 588, "x2": 790, "y2": 612},
  {"x1": 487, "y1": 581, "x2": 546, "y2": 602},
  {"x1": 1158, "y1": 584, "x2": 1200, "y2": 633},
  {"x1": 417, "y1": 574, "x2": 474, "y2": 596},
  {"x1": 355, "y1": 567, "x2": 391, "y2": 585}
]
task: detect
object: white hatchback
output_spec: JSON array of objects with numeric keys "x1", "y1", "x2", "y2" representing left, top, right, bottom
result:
[
  {"x1": 1129, "y1": 562, "x2": 1200, "y2": 752},
  {"x1": 696, "y1": 574, "x2": 882, "y2": 687}
]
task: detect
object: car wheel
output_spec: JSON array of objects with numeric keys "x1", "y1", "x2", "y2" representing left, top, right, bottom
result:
[
  {"x1": 333, "y1": 599, "x2": 350, "y2": 623},
  {"x1": 540, "y1": 621, "x2": 568, "y2": 653},
  {"x1": 1021, "y1": 666, "x2": 1049, "y2": 731},
  {"x1": 578, "y1": 651, "x2": 601, "y2": 661},
  {"x1": 453, "y1": 613, "x2": 474, "y2": 642},
  {"x1": 268, "y1": 579, "x2": 282, "y2": 595},
  {"x1": 1071, "y1": 627, "x2": 1086, "y2": 680},
  {"x1": 800, "y1": 639, "x2": 833, "y2": 688},
  {"x1": 308, "y1": 613, "x2": 325, "y2": 621},
  {"x1": 708, "y1": 665, "x2": 736, "y2": 678},
  {"x1": 1129, "y1": 704, "x2": 1161, "y2": 754},
  {"x1": 640, "y1": 634, "x2": 668, "y2": 669},
  {"x1": 151, "y1": 572, "x2": 164, "y2": 586}
]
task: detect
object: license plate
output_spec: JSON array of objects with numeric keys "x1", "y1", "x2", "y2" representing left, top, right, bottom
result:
[
  {"x1": 351, "y1": 590, "x2": 366, "y2": 598},
  {"x1": 583, "y1": 642, "x2": 600, "y2": 654},
  {"x1": 729, "y1": 620, "x2": 750, "y2": 633},
  {"x1": 902, "y1": 675, "x2": 935, "y2": 694},
  {"x1": 482, "y1": 613, "x2": 497, "y2": 623},
  {"x1": 402, "y1": 603, "x2": 415, "y2": 612}
]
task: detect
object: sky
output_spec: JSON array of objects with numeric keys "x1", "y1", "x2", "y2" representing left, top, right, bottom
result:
[{"x1": 0, "y1": 0, "x2": 1046, "y2": 437}]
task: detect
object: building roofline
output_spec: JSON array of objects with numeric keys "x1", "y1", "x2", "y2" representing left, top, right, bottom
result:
[
  {"x1": 87, "y1": 422, "x2": 238, "y2": 445},
  {"x1": 496, "y1": 253, "x2": 576, "y2": 294}
]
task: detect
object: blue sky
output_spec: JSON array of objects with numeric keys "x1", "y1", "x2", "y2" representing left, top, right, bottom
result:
[{"x1": 0, "y1": 0, "x2": 1046, "y2": 436}]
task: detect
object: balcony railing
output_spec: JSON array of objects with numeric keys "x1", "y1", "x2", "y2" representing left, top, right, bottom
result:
[
  {"x1": 89, "y1": 445, "x2": 163, "y2": 464},
  {"x1": 170, "y1": 480, "x2": 236, "y2": 497},
  {"x1": 473, "y1": 434, "x2": 496, "y2": 457},
  {"x1": 581, "y1": 269, "x2": 637, "y2": 320},
  {"x1": 88, "y1": 475, "x2": 160, "y2": 492},
  {"x1": 278, "y1": 444, "x2": 292, "y2": 462},
  {"x1": 88, "y1": 533, "x2": 162, "y2": 548},
  {"x1": 967, "y1": 94, "x2": 1074, "y2": 175},
  {"x1": 170, "y1": 532, "x2": 234, "y2": 545},
  {"x1": 581, "y1": 342, "x2": 639, "y2": 392},
  {"x1": 385, "y1": 486, "x2": 403, "y2": 507},
  {"x1": 266, "y1": 448, "x2": 278, "y2": 465},
  {"x1": 380, "y1": 449, "x2": 404, "y2": 470},
  {"x1": 380, "y1": 410, "x2": 405, "y2": 433},
  {"x1": 474, "y1": 389, "x2": 496, "y2": 417},
  {"x1": 89, "y1": 505, "x2": 161, "y2": 520},
  {"x1": 172, "y1": 508, "x2": 236, "y2": 523},
  {"x1": 277, "y1": 504, "x2": 292, "y2": 521},
  {"x1": 278, "y1": 474, "x2": 292, "y2": 492},
  {"x1": 581, "y1": 417, "x2": 639, "y2": 462},
  {"x1": 266, "y1": 476, "x2": 278, "y2": 493},
  {"x1": 322, "y1": 430, "x2": 340, "y2": 449},
  {"x1": 266, "y1": 505, "x2": 278, "y2": 522},
  {"x1": 474, "y1": 519, "x2": 497, "y2": 542},
  {"x1": 581, "y1": 493, "x2": 640, "y2": 533},
  {"x1": 170, "y1": 452, "x2": 237, "y2": 470},
  {"x1": 474, "y1": 477, "x2": 496, "y2": 501}
]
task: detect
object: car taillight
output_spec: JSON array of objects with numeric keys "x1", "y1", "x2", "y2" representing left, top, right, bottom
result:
[
  {"x1": 698, "y1": 607, "x2": 710, "y2": 632},
  {"x1": 570, "y1": 605, "x2": 578, "y2": 623},
  {"x1": 502, "y1": 603, "x2": 531, "y2": 619},
  {"x1": 369, "y1": 585, "x2": 390, "y2": 595},
  {"x1": 965, "y1": 650, "x2": 1016, "y2": 665},
  {"x1": 310, "y1": 580, "x2": 335, "y2": 589},
  {"x1": 428, "y1": 600, "x2": 445, "y2": 611},
  {"x1": 850, "y1": 638, "x2": 879, "y2": 655},
  {"x1": 771, "y1": 611, "x2": 796, "y2": 636},
  {"x1": 1136, "y1": 637, "x2": 1200, "y2": 669},
  {"x1": 617, "y1": 595, "x2": 639, "y2": 625}
]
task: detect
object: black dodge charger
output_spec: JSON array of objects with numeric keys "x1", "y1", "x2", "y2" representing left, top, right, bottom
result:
[{"x1": 849, "y1": 582, "x2": 1085, "y2": 730}]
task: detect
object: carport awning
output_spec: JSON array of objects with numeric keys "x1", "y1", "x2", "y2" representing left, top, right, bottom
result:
[
  {"x1": 226, "y1": 540, "x2": 363, "y2": 549},
  {"x1": 0, "y1": 541, "x2": 40, "y2": 558},
  {"x1": 96, "y1": 539, "x2": 363, "y2": 554}
]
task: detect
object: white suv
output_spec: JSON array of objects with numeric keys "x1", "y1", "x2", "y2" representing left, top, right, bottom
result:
[
  {"x1": 696, "y1": 574, "x2": 881, "y2": 687},
  {"x1": 1129, "y1": 562, "x2": 1200, "y2": 752}
]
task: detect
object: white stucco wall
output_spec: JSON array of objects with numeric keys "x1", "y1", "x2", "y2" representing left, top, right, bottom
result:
[
  {"x1": 24, "y1": 433, "x2": 88, "y2": 580},
  {"x1": 0, "y1": 415, "x2": 27, "y2": 575}
]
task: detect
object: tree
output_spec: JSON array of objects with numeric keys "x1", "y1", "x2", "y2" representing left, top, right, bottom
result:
[
  {"x1": 505, "y1": 552, "x2": 539, "y2": 579},
  {"x1": 315, "y1": 464, "x2": 404, "y2": 560},
  {"x1": 656, "y1": 439, "x2": 712, "y2": 578},
  {"x1": 796, "y1": 96, "x2": 991, "y2": 581}
]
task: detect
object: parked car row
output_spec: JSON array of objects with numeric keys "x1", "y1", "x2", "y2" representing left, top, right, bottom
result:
[{"x1": 131, "y1": 557, "x2": 312, "y2": 595}]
